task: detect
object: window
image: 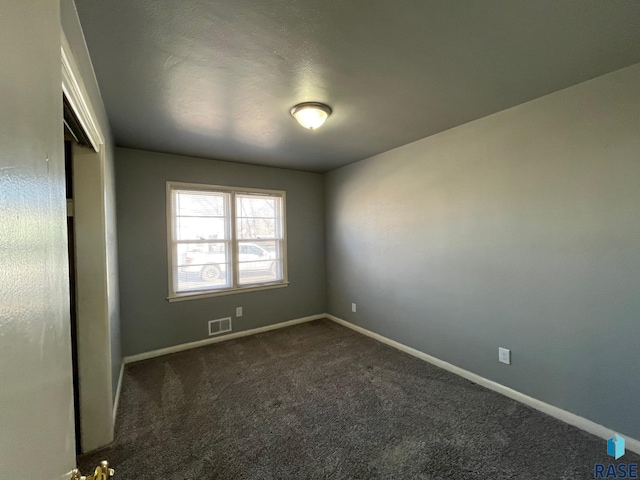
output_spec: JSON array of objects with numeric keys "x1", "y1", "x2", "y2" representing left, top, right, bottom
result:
[{"x1": 167, "y1": 182, "x2": 287, "y2": 300}]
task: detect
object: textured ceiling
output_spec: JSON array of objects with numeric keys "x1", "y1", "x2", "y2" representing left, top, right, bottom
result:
[{"x1": 75, "y1": 0, "x2": 640, "y2": 172}]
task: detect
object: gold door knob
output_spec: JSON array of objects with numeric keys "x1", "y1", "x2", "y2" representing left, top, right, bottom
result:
[{"x1": 70, "y1": 461, "x2": 114, "y2": 480}]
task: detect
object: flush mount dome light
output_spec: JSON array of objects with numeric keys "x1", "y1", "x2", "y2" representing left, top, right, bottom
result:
[{"x1": 290, "y1": 102, "x2": 332, "y2": 130}]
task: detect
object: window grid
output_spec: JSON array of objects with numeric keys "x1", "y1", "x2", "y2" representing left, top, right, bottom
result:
[{"x1": 167, "y1": 182, "x2": 287, "y2": 300}]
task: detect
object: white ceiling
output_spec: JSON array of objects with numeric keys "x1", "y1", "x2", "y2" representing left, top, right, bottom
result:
[{"x1": 75, "y1": 0, "x2": 640, "y2": 172}]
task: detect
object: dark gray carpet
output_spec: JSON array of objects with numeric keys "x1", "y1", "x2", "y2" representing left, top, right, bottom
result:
[{"x1": 79, "y1": 319, "x2": 638, "y2": 479}]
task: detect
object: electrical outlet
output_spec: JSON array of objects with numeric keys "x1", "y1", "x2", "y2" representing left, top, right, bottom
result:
[
  {"x1": 498, "y1": 347, "x2": 511, "y2": 365},
  {"x1": 352, "y1": 303, "x2": 357, "y2": 313},
  {"x1": 236, "y1": 307, "x2": 243, "y2": 317}
]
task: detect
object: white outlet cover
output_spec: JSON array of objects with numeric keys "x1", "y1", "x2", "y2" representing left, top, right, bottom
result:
[
  {"x1": 236, "y1": 307, "x2": 243, "y2": 317},
  {"x1": 499, "y1": 347, "x2": 511, "y2": 365},
  {"x1": 352, "y1": 303, "x2": 357, "y2": 313}
]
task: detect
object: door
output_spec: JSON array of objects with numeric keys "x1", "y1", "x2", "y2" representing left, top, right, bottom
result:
[{"x1": 0, "y1": 1, "x2": 77, "y2": 477}]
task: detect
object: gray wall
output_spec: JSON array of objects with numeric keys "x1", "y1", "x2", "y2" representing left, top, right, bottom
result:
[
  {"x1": 116, "y1": 148, "x2": 326, "y2": 356},
  {"x1": 61, "y1": 0, "x2": 122, "y2": 397},
  {"x1": 325, "y1": 63, "x2": 640, "y2": 439},
  {"x1": 0, "y1": 1, "x2": 76, "y2": 475}
]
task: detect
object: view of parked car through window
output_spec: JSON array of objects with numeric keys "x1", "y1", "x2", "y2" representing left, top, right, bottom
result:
[{"x1": 179, "y1": 241, "x2": 278, "y2": 287}]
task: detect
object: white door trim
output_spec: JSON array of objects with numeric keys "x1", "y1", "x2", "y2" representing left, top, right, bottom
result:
[
  {"x1": 62, "y1": 31, "x2": 114, "y2": 452},
  {"x1": 61, "y1": 33, "x2": 104, "y2": 152}
]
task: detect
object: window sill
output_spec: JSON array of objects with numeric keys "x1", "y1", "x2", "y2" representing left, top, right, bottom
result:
[{"x1": 167, "y1": 282, "x2": 289, "y2": 303}]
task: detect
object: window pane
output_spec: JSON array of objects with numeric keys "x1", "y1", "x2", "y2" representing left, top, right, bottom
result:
[
  {"x1": 237, "y1": 217, "x2": 278, "y2": 239},
  {"x1": 236, "y1": 194, "x2": 282, "y2": 240},
  {"x1": 237, "y1": 240, "x2": 279, "y2": 259},
  {"x1": 169, "y1": 185, "x2": 286, "y2": 297},
  {"x1": 176, "y1": 216, "x2": 228, "y2": 241},
  {"x1": 238, "y1": 260, "x2": 282, "y2": 285},
  {"x1": 176, "y1": 191, "x2": 228, "y2": 217},
  {"x1": 175, "y1": 242, "x2": 231, "y2": 291},
  {"x1": 236, "y1": 195, "x2": 279, "y2": 218},
  {"x1": 237, "y1": 240, "x2": 282, "y2": 285}
]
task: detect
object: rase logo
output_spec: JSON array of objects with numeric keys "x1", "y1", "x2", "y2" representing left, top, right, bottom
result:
[
  {"x1": 594, "y1": 434, "x2": 638, "y2": 479},
  {"x1": 609, "y1": 435, "x2": 626, "y2": 461}
]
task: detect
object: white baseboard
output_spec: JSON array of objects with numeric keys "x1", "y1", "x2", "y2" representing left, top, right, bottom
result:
[
  {"x1": 325, "y1": 314, "x2": 640, "y2": 455},
  {"x1": 124, "y1": 314, "x2": 326, "y2": 364},
  {"x1": 112, "y1": 360, "x2": 125, "y2": 425}
]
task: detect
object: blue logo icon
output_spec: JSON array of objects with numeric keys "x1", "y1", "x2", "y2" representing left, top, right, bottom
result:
[
  {"x1": 608, "y1": 434, "x2": 626, "y2": 460},
  {"x1": 595, "y1": 435, "x2": 637, "y2": 478}
]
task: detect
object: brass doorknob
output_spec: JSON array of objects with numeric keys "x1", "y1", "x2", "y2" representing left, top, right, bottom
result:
[{"x1": 70, "y1": 461, "x2": 114, "y2": 480}]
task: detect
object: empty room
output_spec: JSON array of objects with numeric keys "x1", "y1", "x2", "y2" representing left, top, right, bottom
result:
[{"x1": 1, "y1": 1, "x2": 640, "y2": 479}]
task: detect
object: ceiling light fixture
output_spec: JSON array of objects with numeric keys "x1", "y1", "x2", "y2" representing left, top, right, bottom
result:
[{"x1": 290, "y1": 102, "x2": 332, "y2": 130}]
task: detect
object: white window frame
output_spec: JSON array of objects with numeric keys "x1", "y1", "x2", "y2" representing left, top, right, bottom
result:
[{"x1": 166, "y1": 181, "x2": 288, "y2": 302}]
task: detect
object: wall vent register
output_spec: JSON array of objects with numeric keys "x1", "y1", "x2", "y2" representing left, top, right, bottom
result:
[{"x1": 209, "y1": 317, "x2": 232, "y2": 336}]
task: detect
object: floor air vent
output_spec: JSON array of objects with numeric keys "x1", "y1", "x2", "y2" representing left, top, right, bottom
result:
[{"x1": 208, "y1": 317, "x2": 232, "y2": 336}]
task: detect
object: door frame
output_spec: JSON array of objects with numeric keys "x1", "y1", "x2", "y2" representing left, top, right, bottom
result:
[{"x1": 62, "y1": 32, "x2": 114, "y2": 453}]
